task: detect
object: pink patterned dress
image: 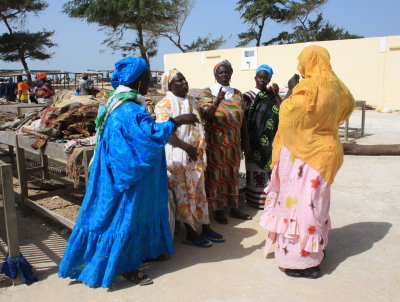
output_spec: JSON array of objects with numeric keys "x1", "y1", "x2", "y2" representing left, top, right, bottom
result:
[{"x1": 260, "y1": 145, "x2": 331, "y2": 269}]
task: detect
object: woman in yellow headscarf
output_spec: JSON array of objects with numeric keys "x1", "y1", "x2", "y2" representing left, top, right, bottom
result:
[{"x1": 260, "y1": 45, "x2": 355, "y2": 278}]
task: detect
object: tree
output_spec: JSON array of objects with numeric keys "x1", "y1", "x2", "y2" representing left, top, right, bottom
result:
[
  {"x1": 236, "y1": 0, "x2": 286, "y2": 47},
  {"x1": 265, "y1": 13, "x2": 363, "y2": 45},
  {"x1": 0, "y1": 0, "x2": 56, "y2": 82},
  {"x1": 63, "y1": 0, "x2": 175, "y2": 66},
  {"x1": 279, "y1": 0, "x2": 328, "y2": 41},
  {"x1": 159, "y1": 0, "x2": 226, "y2": 52}
]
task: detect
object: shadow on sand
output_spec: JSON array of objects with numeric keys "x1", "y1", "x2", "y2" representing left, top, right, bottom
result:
[
  {"x1": 321, "y1": 221, "x2": 392, "y2": 274},
  {"x1": 108, "y1": 205, "x2": 263, "y2": 291}
]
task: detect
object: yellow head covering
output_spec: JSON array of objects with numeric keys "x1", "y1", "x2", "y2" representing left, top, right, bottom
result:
[
  {"x1": 271, "y1": 45, "x2": 355, "y2": 184},
  {"x1": 161, "y1": 68, "x2": 180, "y2": 92},
  {"x1": 297, "y1": 45, "x2": 336, "y2": 84}
]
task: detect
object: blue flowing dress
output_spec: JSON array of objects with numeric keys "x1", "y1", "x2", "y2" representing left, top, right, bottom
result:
[{"x1": 58, "y1": 101, "x2": 175, "y2": 288}]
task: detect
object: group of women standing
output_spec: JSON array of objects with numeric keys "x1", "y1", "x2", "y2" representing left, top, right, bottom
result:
[{"x1": 58, "y1": 45, "x2": 355, "y2": 288}]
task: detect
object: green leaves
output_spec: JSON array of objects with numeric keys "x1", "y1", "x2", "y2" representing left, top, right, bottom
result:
[
  {"x1": 157, "y1": 0, "x2": 226, "y2": 52},
  {"x1": 63, "y1": 0, "x2": 176, "y2": 64},
  {"x1": 0, "y1": 31, "x2": 56, "y2": 61},
  {"x1": 266, "y1": 13, "x2": 363, "y2": 45},
  {"x1": 0, "y1": 1, "x2": 55, "y2": 81},
  {"x1": 236, "y1": 0, "x2": 286, "y2": 46}
]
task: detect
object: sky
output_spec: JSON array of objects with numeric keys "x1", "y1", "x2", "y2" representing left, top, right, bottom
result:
[{"x1": 1, "y1": 0, "x2": 399, "y2": 72}]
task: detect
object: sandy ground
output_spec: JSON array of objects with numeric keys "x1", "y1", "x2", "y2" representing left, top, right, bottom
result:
[{"x1": 1, "y1": 111, "x2": 400, "y2": 301}]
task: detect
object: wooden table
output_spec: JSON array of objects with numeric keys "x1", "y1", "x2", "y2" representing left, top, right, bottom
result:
[
  {"x1": 341, "y1": 100, "x2": 366, "y2": 141},
  {"x1": 0, "y1": 160, "x2": 22, "y2": 285},
  {"x1": 0, "y1": 130, "x2": 93, "y2": 229}
]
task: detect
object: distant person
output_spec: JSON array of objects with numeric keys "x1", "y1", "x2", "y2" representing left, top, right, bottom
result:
[
  {"x1": 58, "y1": 56, "x2": 198, "y2": 288},
  {"x1": 76, "y1": 73, "x2": 94, "y2": 95},
  {"x1": 17, "y1": 75, "x2": 30, "y2": 103},
  {"x1": 3, "y1": 77, "x2": 17, "y2": 102},
  {"x1": 242, "y1": 64, "x2": 281, "y2": 209},
  {"x1": 33, "y1": 72, "x2": 55, "y2": 105},
  {"x1": 260, "y1": 45, "x2": 355, "y2": 278}
]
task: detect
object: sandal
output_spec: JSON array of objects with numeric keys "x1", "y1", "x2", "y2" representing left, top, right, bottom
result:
[
  {"x1": 230, "y1": 209, "x2": 252, "y2": 220},
  {"x1": 124, "y1": 270, "x2": 153, "y2": 286},
  {"x1": 182, "y1": 238, "x2": 213, "y2": 248},
  {"x1": 284, "y1": 266, "x2": 321, "y2": 279},
  {"x1": 203, "y1": 232, "x2": 225, "y2": 243},
  {"x1": 215, "y1": 210, "x2": 228, "y2": 224}
]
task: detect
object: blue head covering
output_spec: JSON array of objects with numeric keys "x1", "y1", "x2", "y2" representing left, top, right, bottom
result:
[
  {"x1": 256, "y1": 64, "x2": 273, "y2": 79},
  {"x1": 110, "y1": 57, "x2": 149, "y2": 89}
]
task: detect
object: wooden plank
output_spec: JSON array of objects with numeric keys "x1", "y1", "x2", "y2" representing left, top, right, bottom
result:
[
  {"x1": 15, "y1": 137, "x2": 28, "y2": 204},
  {"x1": 0, "y1": 104, "x2": 45, "y2": 114},
  {"x1": 24, "y1": 197, "x2": 75, "y2": 230},
  {"x1": 0, "y1": 131, "x2": 17, "y2": 146},
  {"x1": 0, "y1": 162, "x2": 20, "y2": 258},
  {"x1": 15, "y1": 136, "x2": 68, "y2": 160},
  {"x1": 8, "y1": 145, "x2": 15, "y2": 165},
  {"x1": 40, "y1": 151, "x2": 50, "y2": 179},
  {"x1": 26, "y1": 166, "x2": 45, "y2": 173}
]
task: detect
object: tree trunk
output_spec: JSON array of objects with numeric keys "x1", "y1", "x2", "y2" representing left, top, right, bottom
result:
[
  {"x1": 136, "y1": 25, "x2": 149, "y2": 66},
  {"x1": 3, "y1": 17, "x2": 32, "y2": 82},
  {"x1": 343, "y1": 143, "x2": 400, "y2": 155},
  {"x1": 19, "y1": 54, "x2": 32, "y2": 82}
]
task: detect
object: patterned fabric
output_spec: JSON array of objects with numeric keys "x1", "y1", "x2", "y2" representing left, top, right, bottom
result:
[
  {"x1": 33, "y1": 80, "x2": 54, "y2": 104},
  {"x1": 94, "y1": 86, "x2": 140, "y2": 140},
  {"x1": 242, "y1": 88, "x2": 258, "y2": 112},
  {"x1": 245, "y1": 161, "x2": 270, "y2": 209},
  {"x1": 155, "y1": 93, "x2": 209, "y2": 231},
  {"x1": 213, "y1": 60, "x2": 233, "y2": 76},
  {"x1": 161, "y1": 68, "x2": 179, "y2": 92},
  {"x1": 198, "y1": 87, "x2": 243, "y2": 211},
  {"x1": 58, "y1": 102, "x2": 175, "y2": 288},
  {"x1": 246, "y1": 88, "x2": 279, "y2": 171},
  {"x1": 260, "y1": 145, "x2": 331, "y2": 269},
  {"x1": 244, "y1": 88, "x2": 279, "y2": 208}
]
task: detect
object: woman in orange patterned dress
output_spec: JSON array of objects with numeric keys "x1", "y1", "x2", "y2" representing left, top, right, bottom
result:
[
  {"x1": 155, "y1": 69, "x2": 224, "y2": 247},
  {"x1": 198, "y1": 60, "x2": 251, "y2": 224}
]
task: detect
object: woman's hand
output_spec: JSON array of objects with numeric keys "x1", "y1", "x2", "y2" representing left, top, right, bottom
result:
[
  {"x1": 288, "y1": 74, "x2": 300, "y2": 91},
  {"x1": 173, "y1": 114, "x2": 199, "y2": 126},
  {"x1": 185, "y1": 144, "x2": 198, "y2": 162},
  {"x1": 215, "y1": 87, "x2": 225, "y2": 105},
  {"x1": 271, "y1": 83, "x2": 279, "y2": 95}
]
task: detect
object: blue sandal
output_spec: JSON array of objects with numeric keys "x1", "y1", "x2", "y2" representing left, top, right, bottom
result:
[
  {"x1": 182, "y1": 239, "x2": 213, "y2": 248},
  {"x1": 205, "y1": 232, "x2": 225, "y2": 243}
]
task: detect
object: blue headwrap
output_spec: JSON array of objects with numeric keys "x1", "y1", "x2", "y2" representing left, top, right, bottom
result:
[
  {"x1": 256, "y1": 64, "x2": 273, "y2": 78},
  {"x1": 110, "y1": 57, "x2": 149, "y2": 89}
]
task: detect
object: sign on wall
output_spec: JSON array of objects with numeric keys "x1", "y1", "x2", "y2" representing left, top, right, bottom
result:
[{"x1": 241, "y1": 47, "x2": 257, "y2": 70}]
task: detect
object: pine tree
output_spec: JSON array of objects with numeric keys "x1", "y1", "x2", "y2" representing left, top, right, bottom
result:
[
  {"x1": 236, "y1": 0, "x2": 286, "y2": 47},
  {"x1": 0, "y1": 0, "x2": 56, "y2": 82}
]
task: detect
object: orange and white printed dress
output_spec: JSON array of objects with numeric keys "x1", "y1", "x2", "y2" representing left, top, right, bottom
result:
[{"x1": 155, "y1": 92, "x2": 209, "y2": 230}]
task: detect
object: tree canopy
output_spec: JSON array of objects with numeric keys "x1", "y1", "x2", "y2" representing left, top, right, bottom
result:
[
  {"x1": 236, "y1": 0, "x2": 286, "y2": 47},
  {"x1": 0, "y1": 0, "x2": 56, "y2": 81},
  {"x1": 158, "y1": 0, "x2": 226, "y2": 53},
  {"x1": 236, "y1": 0, "x2": 362, "y2": 47},
  {"x1": 63, "y1": 0, "x2": 175, "y2": 66},
  {"x1": 266, "y1": 13, "x2": 363, "y2": 45}
]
